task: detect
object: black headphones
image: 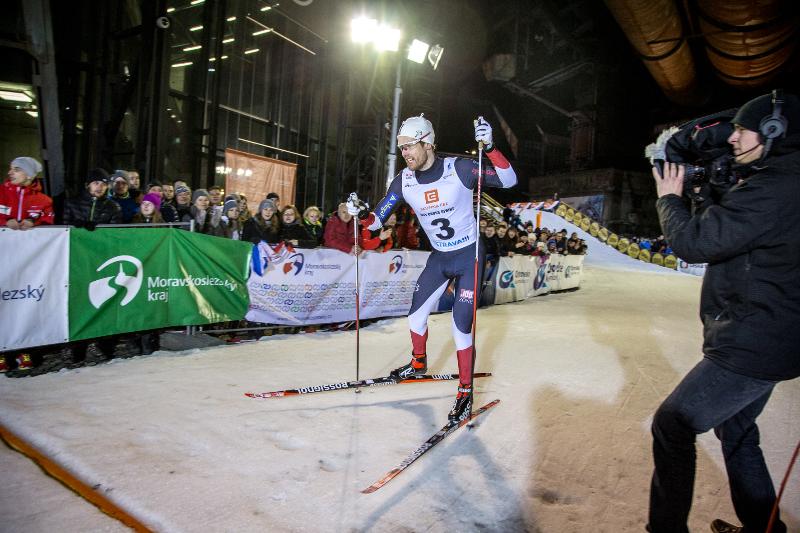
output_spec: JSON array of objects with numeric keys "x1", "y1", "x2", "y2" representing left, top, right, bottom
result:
[{"x1": 759, "y1": 89, "x2": 788, "y2": 155}]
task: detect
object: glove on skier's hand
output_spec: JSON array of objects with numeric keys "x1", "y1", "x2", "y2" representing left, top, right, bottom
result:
[{"x1": 474, "y1": 116, "x2": 493, "y2": 150}]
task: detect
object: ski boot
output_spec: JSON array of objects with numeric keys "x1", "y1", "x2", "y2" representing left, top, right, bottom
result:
[
  {"x1": 389, "y1": 354, "x2": 427, "y2": 381},
  {"x1": 448, "y1": 385, "x2": 473, "y2": 425},
  {"x1": 710, "y1": 519, "x2": 742, "y2": 533}
]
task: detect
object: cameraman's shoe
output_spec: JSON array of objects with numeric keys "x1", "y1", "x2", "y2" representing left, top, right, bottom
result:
[
  {"x1": 448, "y1": 385, "x2": 473, "y2": 425},
  {"x1": 389, "y1": 354, "x2": 427, "y2": 381},
  {"x1": 710, "y1": 519, "x2": 742, "y2": 533}
]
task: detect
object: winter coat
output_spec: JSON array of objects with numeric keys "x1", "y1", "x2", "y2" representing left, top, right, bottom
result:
[
  {"x1": 303, "y1": 219, "x2": 324, "y2": 246},
  {"x1": 0, "y1": 179, "x2": 55, "y2": 226},
  {"x1": 656, "y1": 140, "x2": 800, "y2": 381},
  {"x1": 361, "y1": 224, "x2": 393, "y2": 252},
  {"x1": 63, "y1": 191, "x2": 122, "y2": 226},
  {"x1": 219, "y1": 216, "x2": 243, "y2": 240},
  {"x1": 182, "y1": 205, "x2": 223, "y2": 236},
  {"x1": 322, "y1": 212, "x2": 357, "y2": 253},
  {"x1": 110, "y1": 193, "x2": 139, "y2": 223},
  {"x1": 242, "y1": 214, "x2": 281, "y2": 244},
  {"x1": 395, "y1": 219, "x2": 419, "y2": 249},
  {"x1": 279, "y1": 221, "x2": 317, "y2": 248}
]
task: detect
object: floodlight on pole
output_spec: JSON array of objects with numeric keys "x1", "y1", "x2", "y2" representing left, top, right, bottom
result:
[
  {"x1": 351, "y1": 16, "x2": 378, "y2": 44},
  {"x1": 374, "y1": 25, "x2": 401, "y2": 51},
  {"x1": 407, "y1": 39, "x2": 430, "y2": 64}
]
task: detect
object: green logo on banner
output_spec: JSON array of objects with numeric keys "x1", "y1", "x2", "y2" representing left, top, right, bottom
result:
[
  {"x1": 88, "y1": 255, "x2": 144, "y2": 308},
  {"x1": 69, "y1": 228, "x2": 251, "y2": 341}
]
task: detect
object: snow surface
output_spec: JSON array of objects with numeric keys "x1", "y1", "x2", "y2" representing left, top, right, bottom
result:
[{"x1": 1, "y1": 213, "x2": 798, "y2": 533}]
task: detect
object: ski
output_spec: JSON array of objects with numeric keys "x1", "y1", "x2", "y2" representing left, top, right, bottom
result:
[
  {"x1": 361, "y1": 399, "x2": 500, "y2": 494},
  {"x1": 245, "y1": 372, "x2": 492, "y2": 399}
]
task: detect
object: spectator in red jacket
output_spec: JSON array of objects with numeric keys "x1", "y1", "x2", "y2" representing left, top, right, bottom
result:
[
  {"x1": 0, "y1": 157, "x2": 54, "y2": 230},
  {"x1": 323, "y1": 202, "x2": 361, "y2": 254}
]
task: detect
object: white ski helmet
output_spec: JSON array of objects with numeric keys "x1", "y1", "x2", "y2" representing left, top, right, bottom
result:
[{"x1": 398, "y1": 114, "x2": 434, "y2": 146}]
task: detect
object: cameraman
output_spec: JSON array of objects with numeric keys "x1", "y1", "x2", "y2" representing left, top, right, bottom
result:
[{"x1": 647, "y1": 92, "x2": 800, "y2": 533}]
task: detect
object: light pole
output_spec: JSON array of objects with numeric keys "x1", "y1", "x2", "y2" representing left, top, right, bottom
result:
[
  {"x1": 350, "y1": 16, "x2": 444, "y2": 190},
  {"x1": 386, "y1": 61, "x2": 402, "y2": 188}
]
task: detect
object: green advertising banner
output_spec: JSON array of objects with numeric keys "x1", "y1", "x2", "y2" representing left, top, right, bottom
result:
[{"x1": 69, "y1": 228, "x2": 251, "y2": 341}]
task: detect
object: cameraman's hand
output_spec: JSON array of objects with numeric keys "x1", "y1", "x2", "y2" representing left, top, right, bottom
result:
[{"x1": 652, "y1": 162, "x2": 684, "y2": 198}]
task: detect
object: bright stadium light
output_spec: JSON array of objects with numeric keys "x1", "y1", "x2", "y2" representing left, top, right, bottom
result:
[
  {"x1": 351, "y1": 16, "x2": 378, "y2": 44},
  {"x1": 374, "y1": 25, "x2": 401, "y2": 51},
  {"x1": 407, "y1": 39, "x2": 430, "y2": 64}
]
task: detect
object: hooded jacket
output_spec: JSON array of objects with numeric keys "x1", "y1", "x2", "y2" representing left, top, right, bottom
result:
[
  {"x1": 0, "y1": 179, "x2": 55, "y2": 226},
  {"x1": 656, "y1": 131, "x2": 800, "y2": 381},
  {"x1": 64, "y1": 190, "x2": 123, "y2": 226}
]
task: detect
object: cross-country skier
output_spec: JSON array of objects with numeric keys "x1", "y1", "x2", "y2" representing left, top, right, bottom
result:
[{"x1": 347, "y1": 115, "x2": 517, "y2": 424}]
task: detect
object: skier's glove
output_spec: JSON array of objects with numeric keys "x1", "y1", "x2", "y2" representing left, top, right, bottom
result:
[
  {"x1": 474, "y1": 116, "x2": 493, "y2": 150},
  {"x1": 346, "y1": 192, "x2": 370, "y2": 219}
]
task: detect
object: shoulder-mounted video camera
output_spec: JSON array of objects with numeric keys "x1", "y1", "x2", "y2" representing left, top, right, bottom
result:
[{"x1": 645, "y1": 109, "x2": 738, "y2": 190}]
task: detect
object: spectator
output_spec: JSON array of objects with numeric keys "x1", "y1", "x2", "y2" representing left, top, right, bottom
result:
[
  {"x1": 302, "y1": 205, "x2": 324, "y2": 246},
  {"x1": 109, "y1": 171, "x2": 139, "y2": 223},
  {"x1": 63, "y1": 168, "x2": 122, "y2": 229},
  {"x1": 1, "y1": 156, "x2": 54, "y2": 231},
  {"x1": 516, "y1": 231, "x2": 533, "y2": 255},
  {"x1": 145, "y1": 181, "x2": 178, "y2": 223},
  {"x1": 131, "y1": 193, "x2": 164, "y2": 224},
  {"x1": 481, "y1": 224, "x2": 500, "y2": 263},
  {"x1": 208, "y1": 185, "x2": 223, "y2": 207},
  {"x1": 242, "y1": 198, "x2": 281, "y2": 244},
  {"x1": 553, "y1": 232, "x2": 567, "y2": 254},
  {"x1": 127, "y1": 170, "x2": 142, "y2": 200},
  {"x1": 395, "y1": 208, "x2": 420, "y2": 249},
  {"x1": 162, "y1": 182, "x2": 175, "y2": 206},
  {"x1": 495, "y1": 225, "x2": 513, "y2": 257},
  {"x1": 0, "y1": 156, "x2": 53, "y2": 372},
  {"x1": 219, "y1": 198, "x2": 242, "y2": 240},
  {"x1": 266, "y1": 191, "x2": 281, "y2": 212},
  {"x1": 478, "y1": 218, "x2": 488, "y2": 235},
  {"x1": 322, "y1": 202, "x2": 360, "y2": 254},
  {"x1": 182, "y1": 189, "x2": 222, "y2": 235},
  {"x1": 279, "y1": 204, "x2": 316, "y2": 248},
  {"x1": 62, "y1": 168, "x2": 123, "y2": 365},
  {"x1": 236, "y1": 194, "x2": 251, "y2": 224},
  {"x1": 361, "y1": 212, "x2": 394, "y2": 252},
  {"x1": 174, "y1": 185, "x2": 192, "y2": 221}
]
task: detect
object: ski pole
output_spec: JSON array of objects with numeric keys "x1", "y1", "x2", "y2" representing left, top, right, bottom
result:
[
  {"x1": 469, "y1": 126, "x2": 484, "y2": 416},
  {"x1": 352, "y1": 199, "x2": 362, "y2": 393}
]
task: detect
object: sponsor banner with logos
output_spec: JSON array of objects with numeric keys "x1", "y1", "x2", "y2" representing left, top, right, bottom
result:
[
  {"x1": 246, "y1": 249, "x2": 429, "y2": 325},
  {"x1": 69, "y1": 228, "x2": 251, "y2": 341},
  {"x1": 0, "y1": 227, "x2": 70, "y2": 350},
  {"x1": 677, "y1": 260, "x2": 708, "y2": 277},
  {"x1": 493, "y1": 254, "x2": 584, "y2": 304}
]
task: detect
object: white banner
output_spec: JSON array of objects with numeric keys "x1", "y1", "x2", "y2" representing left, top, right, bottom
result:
[
  {"x1": 493, "y1": 254, "x2": 584, "y2": 304},
  {"x1": 246, "y1": 248, "x2": 429, "y2": 325},
  {"x1": 0, "y1": 227, "x2": 70, "y2": 350}
]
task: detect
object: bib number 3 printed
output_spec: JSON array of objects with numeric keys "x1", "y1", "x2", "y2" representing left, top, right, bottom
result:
[{"x1": 431, "y1": 218, "x2": 455, "y2": 240}]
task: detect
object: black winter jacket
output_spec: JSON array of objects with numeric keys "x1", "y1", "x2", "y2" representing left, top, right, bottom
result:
[
  {"x1": 63, "y1": 191, "x2": 122, "y2": 226},
  {"x1": 656, "y1": 142, "x2": 800, "y2": 381}
]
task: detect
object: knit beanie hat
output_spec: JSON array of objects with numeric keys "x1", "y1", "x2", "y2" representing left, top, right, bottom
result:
[
  {"x1": 11, "y1": 157, "x2": 43, "y2": 178},
  {"x1": 110, "y1": 170, "x2": 130, "y2": 183},
  {"x1": 192, "y1": 189, "x2": 209, "y2": 203},
  {"x1": 223, "y1": 199, "x2": 238, "y2": 213},
  {"x1": 175, "y1": 185, "x2": 190, "y2": 195},
  {"x1": 86, "y1": 168, "x2": 109, "y2": 184},
  {"x1": 141, "y1": 193, "x2": 162, "y2": 210},
  {"x1": 258, "y1": 199, "x2": 276, "y2": 212},
  {"x1": 733, "y1": 92, "x2": 800, "y2": 138}
]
